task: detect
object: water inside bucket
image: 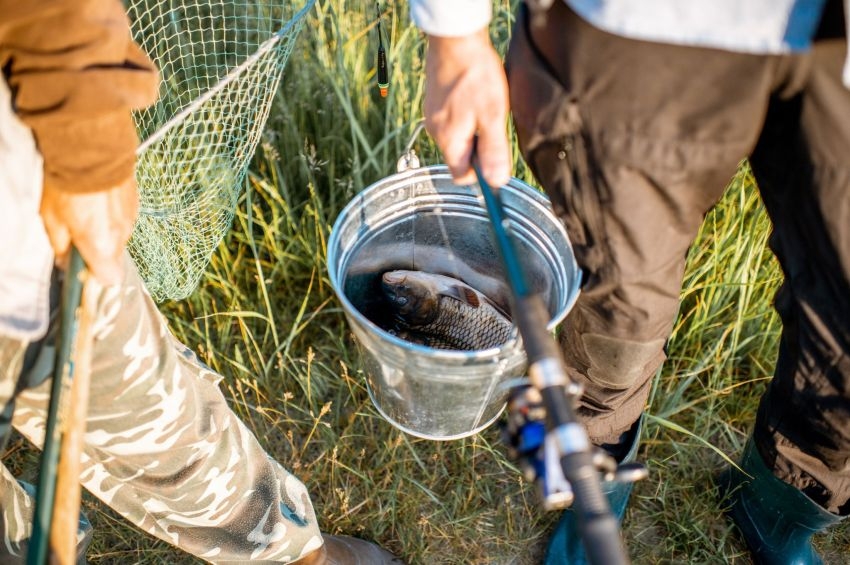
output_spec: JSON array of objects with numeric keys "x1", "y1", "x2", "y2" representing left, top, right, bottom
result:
[{"x1": 343, "y1": 213, "x2": 520, "y2": 343}]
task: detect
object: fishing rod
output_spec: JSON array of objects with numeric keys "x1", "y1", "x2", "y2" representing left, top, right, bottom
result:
[
  {"x1": 375, "y1": 2, "x2": 389, "y2": 97},
  {"x1": 472, "y1": 156, "x2": 633, "y2": 565},
  {"x1": 29, "y1": 247, "x2": 95, "y2": 564}
]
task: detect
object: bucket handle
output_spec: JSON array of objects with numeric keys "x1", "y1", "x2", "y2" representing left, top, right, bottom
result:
[{"x1": 396, "y1": 120, "x2": 426, "y2": 173}]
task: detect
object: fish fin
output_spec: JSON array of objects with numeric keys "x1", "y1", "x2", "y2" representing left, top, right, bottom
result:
[
  {"x1": 481, "y1": 295, "x2": 511, "y2": 320},
  {"x1": 439, "y1": 285, "x2": 481, "y2": 308}
]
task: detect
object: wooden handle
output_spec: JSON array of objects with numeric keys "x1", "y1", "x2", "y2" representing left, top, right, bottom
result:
[{"x1": 48, "y1": 277, "x2": 98, "y2": 564}]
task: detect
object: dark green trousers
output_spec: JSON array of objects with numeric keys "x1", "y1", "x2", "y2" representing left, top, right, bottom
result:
[{"x1": 507, "y1": 1, "x2": 850, "y2": 514}]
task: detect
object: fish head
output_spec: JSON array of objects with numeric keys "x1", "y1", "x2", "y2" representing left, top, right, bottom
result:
[{"x1": 380, "y1": 270, "x2": 439, "y2": 326}]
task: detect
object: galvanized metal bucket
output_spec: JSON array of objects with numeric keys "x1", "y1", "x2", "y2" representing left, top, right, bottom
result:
[{"x1": 327, "y1": 164, "x2": 581, "y2": 440}]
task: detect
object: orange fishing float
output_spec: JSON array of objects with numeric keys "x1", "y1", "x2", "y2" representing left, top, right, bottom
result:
[{"x1": 376, "y1": 3, "x2": 388, "y2": 97}]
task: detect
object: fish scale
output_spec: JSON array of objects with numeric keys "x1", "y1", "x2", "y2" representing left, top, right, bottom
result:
[
  {"x1": 381, "y1": 270, "x2": 515, "y2": 351},
  {"x1": 413, "y1": 296, "x2": 513, "y2": 350}
]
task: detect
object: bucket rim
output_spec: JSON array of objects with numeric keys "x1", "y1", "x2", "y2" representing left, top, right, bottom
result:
[{"x1": 327, "y1": 164, "x2": 581, "y2": 361}]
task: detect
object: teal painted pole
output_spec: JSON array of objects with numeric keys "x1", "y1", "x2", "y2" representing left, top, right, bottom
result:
[
  {"x1": 474, "y1": 160, "x2": 629, "y2": 565},
  {"x1": 28, "y1": 248, "x2": 85, "y2": 565}
]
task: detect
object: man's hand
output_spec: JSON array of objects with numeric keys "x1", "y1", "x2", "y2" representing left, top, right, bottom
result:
[
  {"x1": 39, "y1": 177, "x2": 139, "y2": 285},
  {"x1": 424, "y1": 29, "x2": 511, "y2": 187}
]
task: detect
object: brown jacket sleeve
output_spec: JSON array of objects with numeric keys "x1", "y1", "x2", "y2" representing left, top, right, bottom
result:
[{"x1": 0, "y1": 0, "x2": 159, "y2": 193}]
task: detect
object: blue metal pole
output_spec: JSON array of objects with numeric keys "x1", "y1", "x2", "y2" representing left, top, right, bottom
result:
[{"x1": 28, "y1": 248, "x2": 85, "y2": 565}]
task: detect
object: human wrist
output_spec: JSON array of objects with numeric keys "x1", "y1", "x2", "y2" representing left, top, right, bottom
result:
[
  {"x1": 34, "y1": 110, "x2": 140, "y2": 194},
  {"x1": 427, "y1": 28, "x2": 493, "y2": 58},
  {"x1": 425, "y1": 28, "x2": 497, "y2": 83}
]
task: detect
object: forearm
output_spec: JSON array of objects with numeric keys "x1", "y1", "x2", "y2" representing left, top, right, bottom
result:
[
  {"x1": 0, "y1": 0, "x2": 159, "y2": 194},
  {"x1": 411, "y1": 1, "x2": 510, "y2": 186}
]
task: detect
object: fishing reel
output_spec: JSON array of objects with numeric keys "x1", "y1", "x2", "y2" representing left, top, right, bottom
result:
[{"x1": 501, "y1": 384, "x2": 648, "y2": 511}]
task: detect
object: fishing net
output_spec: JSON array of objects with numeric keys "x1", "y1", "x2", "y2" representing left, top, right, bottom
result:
[{"x1": 125, "y1": 0, "x2": 315, "y2": 301}]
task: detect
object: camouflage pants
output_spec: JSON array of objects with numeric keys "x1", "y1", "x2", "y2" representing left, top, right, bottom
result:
[{"x1": 0, "y1": 255, "x2": 322, "y2": 562}]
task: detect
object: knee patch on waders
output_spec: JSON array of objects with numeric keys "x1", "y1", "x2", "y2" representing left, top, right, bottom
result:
[{"x1": 581, "y1": 333, "x2": 665, "y2": 390}]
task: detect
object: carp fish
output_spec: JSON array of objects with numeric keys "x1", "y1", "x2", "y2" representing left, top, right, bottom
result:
[{"x1": 380, "y1": 270, "x2": 514, "y2": 351}]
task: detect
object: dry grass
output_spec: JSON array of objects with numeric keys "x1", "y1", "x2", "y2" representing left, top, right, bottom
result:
[{"x1": 8, "y1": 1, "x2": 848, "y2": 563}]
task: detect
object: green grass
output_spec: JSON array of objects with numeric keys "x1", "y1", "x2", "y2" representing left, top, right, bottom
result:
[{"x1": 11, "y1": 0, "x2": 850, "y2": 563}]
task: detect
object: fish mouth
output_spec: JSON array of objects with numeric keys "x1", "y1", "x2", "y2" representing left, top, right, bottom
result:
[
  {"x1": 381, "y1": 271, "x2": 407, "y2": 285},
  {"x1": 381, "y1": 272, "x2": 409, "y2": 309}
]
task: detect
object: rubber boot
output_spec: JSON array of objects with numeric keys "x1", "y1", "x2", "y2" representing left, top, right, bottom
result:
[
  {"x1": 716, "y1": 439, "x2": 845, "y2": 565},
  {"x1": 543, "y1": 416, "x2": 643, "y2": 565},
  {"x1": 292, "y1": 534, "x2": 405, "y2": 564}
]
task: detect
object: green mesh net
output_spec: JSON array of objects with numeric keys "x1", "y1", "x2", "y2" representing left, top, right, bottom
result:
[{"x1": 125, "y1": 0, "x2": 315, "y2": 301}]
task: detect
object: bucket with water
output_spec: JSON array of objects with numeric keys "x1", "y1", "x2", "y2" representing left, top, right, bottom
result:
[{"x1": 327, "y1": 163, "x2": 581, "y2": 440}]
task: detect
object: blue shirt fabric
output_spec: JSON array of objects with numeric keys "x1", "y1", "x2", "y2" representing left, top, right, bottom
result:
[
  {"x1": 408, "y1": 0, "x2": 850, "y2": 86},
  {"x1": 567, "y1": 0, "x2": 827, "y2": 53}
]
